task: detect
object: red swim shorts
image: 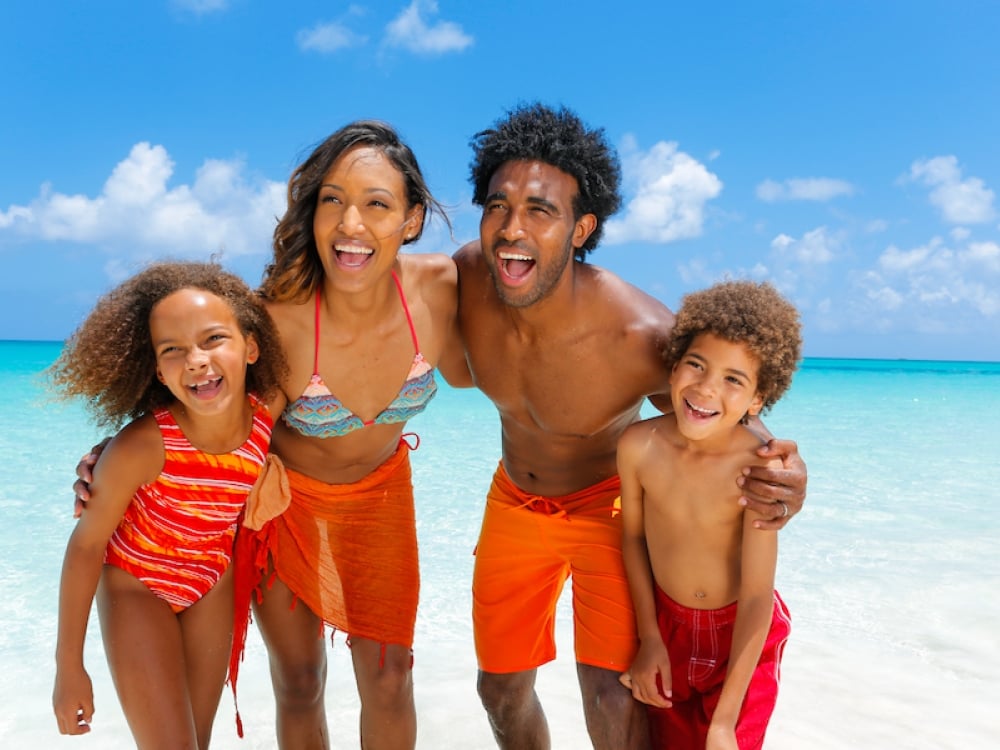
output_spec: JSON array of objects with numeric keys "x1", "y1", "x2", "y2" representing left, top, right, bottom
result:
[{"x1": 648, "y1": 588, "x2": 791, "y2": 749}]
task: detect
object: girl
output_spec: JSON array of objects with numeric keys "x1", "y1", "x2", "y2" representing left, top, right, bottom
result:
[{"x1": 50, "y1": 261, "x2": 286, "y2": 748}]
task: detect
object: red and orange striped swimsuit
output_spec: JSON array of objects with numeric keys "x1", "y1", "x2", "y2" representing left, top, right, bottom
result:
[{"x1": 104, "y1": 400, "x2": 273, "y2": 613}]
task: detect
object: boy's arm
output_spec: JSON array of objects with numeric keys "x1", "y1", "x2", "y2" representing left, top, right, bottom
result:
[
  {"x1": 53, "y1": 422, "x2": 159, "y2": 735},
  {"x1": 707, "y1": 506, "x2": 779, "y2": 746},
  {"x1": 617, "y1": 428, "x2": 672, "y2": 708},
  {"x1": 740, "y1": 417, "x2": 808, "y2": 530}
]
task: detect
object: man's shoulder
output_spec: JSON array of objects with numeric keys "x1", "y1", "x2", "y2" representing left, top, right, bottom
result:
[
  {"x1": 453, "y1": 240, "x2": 483, "y2": 266},
  {"x1": 401, "y1": 250, "x2": 457, "y2": 283},
  {"x1": 582, "y1": 262, "x2": 674, "y2": 322}
]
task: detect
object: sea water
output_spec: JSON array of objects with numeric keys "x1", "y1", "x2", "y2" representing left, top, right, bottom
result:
[{"x1": 1, "y1": 341, "x2": 997, "y2": 748}]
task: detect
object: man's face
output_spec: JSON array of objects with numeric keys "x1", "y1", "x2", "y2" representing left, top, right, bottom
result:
[{"x1": 478, "y1": 160, "x2": 595, "y2": 308}]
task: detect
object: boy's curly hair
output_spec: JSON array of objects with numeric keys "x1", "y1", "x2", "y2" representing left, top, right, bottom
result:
[
  {"x1": 48, "y1": 261, "x2": 287, "y2": 430},
  {"x1": 469, "y1": 102, "x2": 622, "y2": 260},
  {"x1": 666, "y1": 280, "x2": 802, "y2": 412}
]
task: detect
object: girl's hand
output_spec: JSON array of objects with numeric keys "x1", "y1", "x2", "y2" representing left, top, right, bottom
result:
[{"x1": 53, "y1": 666, "x2": 95, "y2": 735}]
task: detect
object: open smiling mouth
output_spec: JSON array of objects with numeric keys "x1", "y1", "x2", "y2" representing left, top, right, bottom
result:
[
  {"x1": 335, "y1": 244, "x2": 374, "y2": 267},
  {"x1": 684, "y1": 399, "x2": 719, "y2": 418},
  {"x1": 498, "y1": 250, "x2": 535, "y2": 280},
  {"x1": 190, "y1": 377, "x2": 223, "y2": 395}
]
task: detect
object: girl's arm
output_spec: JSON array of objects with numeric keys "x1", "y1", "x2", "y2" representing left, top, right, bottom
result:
[
  {"x1": 617, "y1": 427, "x2": 672, "y2": 708},
  {"x1": 706, "y1": 505, "x2": 779, "y2": 749},
  {"x1": 53, "y1": 419, "x2": 162, "y2": 735}
]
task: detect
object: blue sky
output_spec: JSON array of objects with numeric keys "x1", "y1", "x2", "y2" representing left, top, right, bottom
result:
[{"x1": 2, "y1": 1, "x2": 998, "y2": 361}]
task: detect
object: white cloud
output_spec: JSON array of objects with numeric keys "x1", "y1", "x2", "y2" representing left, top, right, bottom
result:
[
  {"x1": 384, "y1": 0, "x2": 473, "y2": 55},
  {"x1": 878, "y1": 243, "x2": 933, "y2": 273},
  {"x1": 171, "y1": 0, "x2": 228, "y2": 14},
  {"x1": 0, "y1": 142, "x2": 285, "y2": 259},
  {"x1": 604, "y1": 136, "x2": 723, "y2": 245},
  {"x1": 962, "y1": 240, "x2": 1000, "y2": 274},
  {"x1": 867, "y1": 284, "x2": 905, "y2": 311},
  {"x1": 770, "y1": 226, "x2": 838, "y2": 265},
  {"x1": 0, "y1": 205, "x2": 31, "y2": 228},
  {"x1": 297, "y1": 21, "x2": 368, "y2": 53},
  {"x1": 909, "y1": 155, "x2": 996, "y2": 224},
  {"x1": 864, "y1": 235, "x2": 1000, "y2": 320},
  {"x1": 756, "y1": 177, "x2": 855, "y2": 202}
]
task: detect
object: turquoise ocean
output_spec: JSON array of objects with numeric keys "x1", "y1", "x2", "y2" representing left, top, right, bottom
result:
[{"x1": 1, "y1": 340, "x2": 997, "y2": 748}]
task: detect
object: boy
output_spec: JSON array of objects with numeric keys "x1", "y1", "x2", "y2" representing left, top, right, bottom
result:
[{"x1": 617, "y1": 280, "x2": 802, "y2": 749}]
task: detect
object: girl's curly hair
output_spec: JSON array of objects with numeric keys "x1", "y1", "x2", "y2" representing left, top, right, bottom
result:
[
  {"x1": 48, "y1": 261, "x2": 287, "y2": 430},
  {"x1": 666, "y1": 280, "x2": 802, "y2": 412},
  {"x1": 469, "y1": 103, "x2": 622, "y2": 260}
]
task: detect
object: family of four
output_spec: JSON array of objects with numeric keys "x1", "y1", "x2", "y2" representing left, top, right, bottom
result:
[{"x1": 53, "y1": 102, "x2": 807, "y2": 750}]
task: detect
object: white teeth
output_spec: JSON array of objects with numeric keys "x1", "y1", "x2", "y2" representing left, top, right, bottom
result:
[
  {"x1": 686, "y1": 399, "x2": 716, "y2": 415},
  {"x1": 191, "y1": 377, "x2": 222, "y2": 392},
  {"x1": 499, "y1": 252, "x2": 532, "y2": 261},
  {"x1": 335, "y1": 244, "x2": 373, "y2": 255}
]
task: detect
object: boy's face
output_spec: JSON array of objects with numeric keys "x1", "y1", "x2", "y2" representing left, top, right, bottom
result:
[{"x1": 669, "y1": 332, "x2": 764, "y2": 441}]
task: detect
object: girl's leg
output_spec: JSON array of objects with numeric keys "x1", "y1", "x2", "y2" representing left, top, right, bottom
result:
[
  {"x1": 179, "y1": 565, "x2": 235, "y2": 748},
  {"x1": 254, "y1": 572, "x2": 330, "y2": 750},
  {"x1": 349, "y1": 636, "x2": 416, "y2": 750},
  {"x1": 97, "y1": 565, "x2": 198, "y2": 749}
]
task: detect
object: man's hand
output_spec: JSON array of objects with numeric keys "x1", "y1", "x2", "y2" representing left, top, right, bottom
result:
[
  {"x1": 72, "y1": 439, "x2": 110, "y2": 517},
  {"x1": 738, "y1": 437, "x2": 807, "y2": 530}
]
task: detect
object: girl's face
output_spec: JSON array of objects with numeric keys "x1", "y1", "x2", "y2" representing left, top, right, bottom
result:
[
  {"x1": 150, "y1": 288, "x2": 259, "y2": 417},
  {"x1": 312, "y1": 145, "x2": 423, "y2": 292}
]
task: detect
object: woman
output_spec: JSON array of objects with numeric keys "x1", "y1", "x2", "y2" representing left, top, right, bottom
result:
[
  {"x1": 244, "y1": 121, "x2": 462, "y2": 749},
  {"x1": 76, "y1": 121, "x2": 464, "y2": 749}
]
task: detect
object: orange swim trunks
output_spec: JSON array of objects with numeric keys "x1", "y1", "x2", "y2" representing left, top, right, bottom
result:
[{"x1": 472, "y1": 462, "x2": 638, "y2": 674}]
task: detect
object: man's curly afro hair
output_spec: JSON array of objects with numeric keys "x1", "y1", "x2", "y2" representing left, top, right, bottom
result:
[{"x1": 469, "y1": 102, "x2": 622, "y2": 259}]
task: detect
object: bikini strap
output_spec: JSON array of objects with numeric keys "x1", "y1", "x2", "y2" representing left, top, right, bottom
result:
[
  {"x1": 313, "y1": 287, "x2": 322, "y2": 375},
  {"x1": 391, "y1": 269, "x2": 421, "y2": 352}
]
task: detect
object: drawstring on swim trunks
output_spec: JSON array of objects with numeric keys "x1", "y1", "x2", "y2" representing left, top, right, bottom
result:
[{"x1": 515, "y1": 495, "x2": 570, "y2": 520}]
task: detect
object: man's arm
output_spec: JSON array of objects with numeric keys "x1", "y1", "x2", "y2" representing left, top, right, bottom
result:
[
  {"x1": 435, "y1": 317, "x2": 473, "y2": 388},
  {"x1": 72, "y1": 438, "x2": 110, "y2": 516},
  {"x1": 739, "y1": 415, "x2": 807, "y2": 529}
]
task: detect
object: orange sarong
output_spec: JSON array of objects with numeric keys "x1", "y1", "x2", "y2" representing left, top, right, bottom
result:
[{"x1": 230, "y1": 440, "x2": 419, "y2": 707}]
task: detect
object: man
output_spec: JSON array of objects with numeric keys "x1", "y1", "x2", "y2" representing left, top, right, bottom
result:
[{"x1": 439, "y1": 103, "x2": 806, "y2": 750}]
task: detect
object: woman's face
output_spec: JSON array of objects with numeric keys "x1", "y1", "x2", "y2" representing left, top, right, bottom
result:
[{"x1": 312, "y1": 145, "x2": 423, "y2": 292}]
